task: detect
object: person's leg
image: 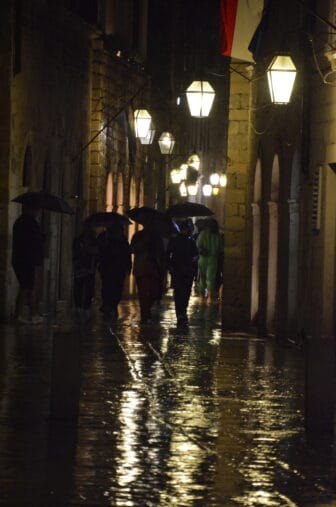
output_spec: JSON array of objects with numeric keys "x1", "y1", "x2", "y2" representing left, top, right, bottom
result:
[{"x1": 206, "y1": 258, "x2": 218, "y2": 303}]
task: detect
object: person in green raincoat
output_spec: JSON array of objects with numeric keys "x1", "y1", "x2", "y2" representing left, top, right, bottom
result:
[{"x1": 196, "y1": 218, "x2": 223, "y2": 303}]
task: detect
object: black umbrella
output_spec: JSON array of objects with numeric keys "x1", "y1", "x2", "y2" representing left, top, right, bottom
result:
[
  {"x1": 85, "y1": 211, "x2": 131, "y2": 226},
  {"x1": 12, "y1": 191, "x2": 74, "y2": 215},
  {"x1": 166, "y1": 202, "x2": 214, "y2": 218},
  {"x1": 127, "y1": 206, "x2": 179, "y2": 236}
]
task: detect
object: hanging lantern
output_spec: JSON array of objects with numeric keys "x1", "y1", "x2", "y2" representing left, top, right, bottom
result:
[
  {"x1": 209, "y1": 172, "x2": 220, "y2": 186},
  {"x1": 170, "y1": 169, "x2": 182, "y2": 184},
  {"x1": 202, "y1": 184, "x2": 212, "y2": 197},
  {"x1": 186, "y1": 81, "x2": 215, "y2": 117},
  {"x1": 219, "y1": 174, "x2": 227, "y2": 187},
  {"x1": 187, "y1": 183, "x2": 198, "y2": 196},
  {"x1": 134, "y1": 109, "x2": 152, "y2": 138},
  {"x1": 158, "y1": 132, "x2": 175, "y2": 154},
  {"x1": 187, "y1": 153, "x2": 200, "y2": 171},
  {"x1": 139, "y1": 122, "x2": 155, "y2": 145},
  {"x1": 267, "y1": 55, "x2": 297, "y2": 104}
]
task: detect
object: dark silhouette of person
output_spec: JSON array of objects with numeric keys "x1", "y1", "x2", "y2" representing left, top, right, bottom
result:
[
  {"x1": 130, "y1": 225, "x2": 165, "y2": 323},
  {"x1": 97, "y1": 224, "x2": 131, "y2": 321},
  {"x1": 72, "y1": 221, "x2": 98, "y2": 320},
  {"x1": 12, "y1": 202, "x2": 45, "y2": 324},
  {"x1": 166, "y1": 220, "x2": 199, "y2": 326}
]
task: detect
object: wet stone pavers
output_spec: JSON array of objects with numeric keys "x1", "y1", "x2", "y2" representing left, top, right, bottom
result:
[{"x1": 0, "y1": 294, "x2": 335, "y2": 506}]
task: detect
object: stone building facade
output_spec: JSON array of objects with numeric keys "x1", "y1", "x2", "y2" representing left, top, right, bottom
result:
[{"x1": 0, "y1": 0, "x2": 154, "y2": 319}]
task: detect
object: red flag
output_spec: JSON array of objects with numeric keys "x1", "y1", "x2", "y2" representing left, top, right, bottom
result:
[{"x1": 220, "y1": 0, "x2": 264, "y2": 62}]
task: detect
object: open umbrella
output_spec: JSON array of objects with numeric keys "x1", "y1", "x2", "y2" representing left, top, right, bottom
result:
[
  {"x1": 127, "y1": 206, "x2": 179, "y2": 236},
  {"x1": 12, "y1": 191, "x2": 74, "y2": 215},
  {"x1": 85, "y1": 211, "x2": 131, "y2": 226},
  {"x1": 166, "y1": 202, "x2": 214, "y2": 218}
]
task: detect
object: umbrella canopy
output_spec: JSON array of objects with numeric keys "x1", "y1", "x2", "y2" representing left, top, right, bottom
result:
[
  {"x1": 166, "y1": 202, "x2": 214, "y2": 218},
  {"x1": 12, "y1": 191, "x2": 74, "y2": 215},
  {"x1": 127, "y1": 206, "x2": 179, "y2": 236},
  {"x1": 85, "y1": 211, "x2": 131, "y2": 227}
]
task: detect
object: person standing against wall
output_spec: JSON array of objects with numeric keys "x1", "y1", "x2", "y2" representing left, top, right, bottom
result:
[{"x1": 12, "y1": 202, "x2": 45, "y2": 324}]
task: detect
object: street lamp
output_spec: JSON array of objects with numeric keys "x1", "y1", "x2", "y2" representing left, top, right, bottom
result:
[
  {"x1": 186, "y1": 80, "x2": 215, "y2": 117},
  {"x1": 134, "y1": 109, "x2": 152, "y2": 138},
  {"x1": 158, "y1": 131, "x2": 175, "y2": 154},
  {"x1": 267, "y1": 55, "x2": 297, "y2": 104}
]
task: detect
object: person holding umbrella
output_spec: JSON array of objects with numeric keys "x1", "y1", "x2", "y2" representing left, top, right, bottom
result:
[
  {"x1": 130, "y1": 222, "x2": 166, "y2": 324},
  {"x1": 97, "y1": 223, "x2": 132, "y2": 322},
  {"x1": 166, "y1": 219, "x2": 199, "y2": 327},
  {"x1": 12, "y1": 201, "x2": 45, "y2": 324}
]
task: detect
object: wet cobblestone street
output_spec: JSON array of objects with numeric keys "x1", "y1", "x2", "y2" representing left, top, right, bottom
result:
[{"x1": 0, "y1": 294, "x2": 335, "y2": 506}]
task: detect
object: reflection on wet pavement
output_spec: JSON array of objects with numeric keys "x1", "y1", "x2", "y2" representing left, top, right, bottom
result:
[{"x1": 0, "y1": 294, "x2": 335, "y2": 506}]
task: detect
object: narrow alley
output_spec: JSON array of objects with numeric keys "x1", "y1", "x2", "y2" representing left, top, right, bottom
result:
[{"x1": 0, "y1": 294, "x2": 335, "y2": 506}]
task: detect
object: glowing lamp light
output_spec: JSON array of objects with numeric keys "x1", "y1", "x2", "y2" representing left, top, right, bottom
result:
[
  {"x1": 134, "y1": 109, "x2": 152, "y2": 138},
  {"x1": 187, "y1": 153, "x2": 200, "y2": 171},
  {"x1": 202, "y1": 184, "x2": 212, "y2": 197},
  {"x1": 170, "y1": 169, "x2": 182, "y2": 184},
  {"x1": 179, "y1": 163, "x2": 188, "y2": 181},
  {"x1": 267, "y1": 55, "x2": 297, "y2": 104},
  {"x1": 219, "y1": 174, "x2": 227, "y2": 187},
  {"x1": 186, "y1": 81, "x2": 215, "y2": 118},
  {"x1": 179, "y1": 181, "x2": 188, "y2": 197},
  {"x1": 212, "y1": 186, "x2": 220, "y2": 196},
  {"x1": 209, "y1": 172, "x2": 220, "y2": 186},
  {"x1": 187, "y1": 183, "x2": 198, "y2": 196},
  {"x1": 139, "y1": 122, "x2": 155, "y2": 145},
  {"x1": 158, "y1": 131, "x2": 175, "y2": 154}
]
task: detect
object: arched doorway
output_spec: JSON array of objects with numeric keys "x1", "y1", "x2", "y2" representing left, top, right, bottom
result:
[
  {"x1": 116, "y1": 173, "x2": 124, "y2": 214},
  {"x1": 251, "y1": 160, "x2": 261, "y2": 323},
  {"x1": 266, "y1": 156, "x2": 280, "y2": 334},
  {"x1": 106, "y1": 172, "x2": 113, "y2": 211}
]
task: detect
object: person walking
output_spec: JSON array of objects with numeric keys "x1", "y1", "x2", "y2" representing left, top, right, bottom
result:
[
  {"x1": 97, "y1": 224, "x2": 131, "y2": 321},
  {"x1": 72, "y1": 221, "x2": 98, "y2": 320},
  {"x1": 196, "y1": 218, "x2": 224, "y2": 303},
  {"x1": 130, "y1": 225, "x2": 165, "y2": 323},
  {"x1": 12, "y1": 202, "x2": 45, "y2": 324},
  {"x1": 166, "y1": 220, "x2": 198, "y2": 326}
]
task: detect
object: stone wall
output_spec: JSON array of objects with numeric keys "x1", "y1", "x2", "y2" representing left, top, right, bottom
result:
[
  {"x1": 3, "y1": 2, "x2": 91, "y2": 319},
  {"x1": 221, "y1": 65, "x2": 251, "y2": 329}
]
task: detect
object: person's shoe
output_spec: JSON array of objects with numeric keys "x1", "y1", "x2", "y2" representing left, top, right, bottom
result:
[{"x1": 31, "y1": 315, "x2": 45, "y2": 324}]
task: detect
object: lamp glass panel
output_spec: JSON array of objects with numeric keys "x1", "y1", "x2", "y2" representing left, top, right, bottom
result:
[
  {"x1": 202, "y1": 184, "x2": 212, "y2": 196},
  {"x1": 187, "y1": 183, "x2": 198, "y2": 196},
  {"x1": 170, "y1": 169, "x2": 182, "y2": 184},
  {"x1": 219, "y1": 174, "x2": 227, "y2": 187},
  {"x1": 179, "y1": 181, "x2": 188, "y2": 197},
  {"x1": 212, "y1": 187, "x2": 219, "y2": 195},
  {"x1": 158, "y1": 132, "x2": 175, "y2": 154},
  {"x1": 267, "y1": 56, "x2": 297, "y2": 104},
  {"x1": 210, "y1": 172, "x2": 220, "y2": 185},
  {"x1": 134, "y1": 109, "x2": 151, "y2": 138},
  {"x1": 186, "y1": 81, "x2": 215, "y2": 118}
]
